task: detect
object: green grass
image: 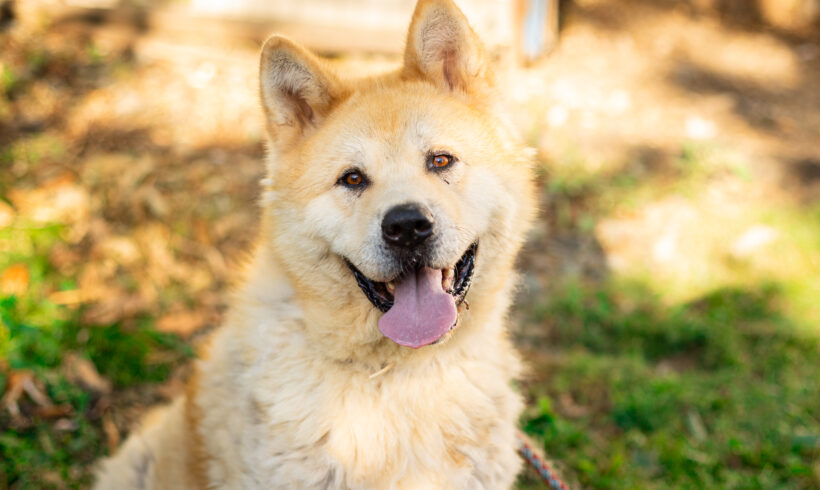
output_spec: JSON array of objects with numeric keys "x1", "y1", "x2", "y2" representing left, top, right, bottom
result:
[
  {"x1": 0, "y1": 223, "x2": 192, "y2": 489},
  {"x1": 518, "y1": 281, "x2": 820, "y2": 489},
  {"x1": 522, "y1": 145, "x2": 819, "y2": 487}
]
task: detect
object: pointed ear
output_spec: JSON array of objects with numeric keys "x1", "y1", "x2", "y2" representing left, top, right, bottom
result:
[
  {"x1": 402, "y1": 0, "x2": 492, "y2": 94},
  {"x1": 259, "y1": 35, "x2": 346, "y2": 148}
]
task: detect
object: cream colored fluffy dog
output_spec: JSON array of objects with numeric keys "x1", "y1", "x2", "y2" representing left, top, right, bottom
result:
[{"x1": 94, "y1": 0, "x2": 536, "y2": 488}]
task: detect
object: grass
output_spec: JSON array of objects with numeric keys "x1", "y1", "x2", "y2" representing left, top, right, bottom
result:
[
  {"x1": 514, "y1": 140, "x2": 820, "y2": 488},
  {"x1": 0, "y1": 223, "x2": 192, "y2": 488},
  {"x1": 517, "y1": 281, "x2": 820, "y2": 489}
]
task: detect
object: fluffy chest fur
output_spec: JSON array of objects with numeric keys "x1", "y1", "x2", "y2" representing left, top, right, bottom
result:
[{"x1": 191, "y1": 293, "x2": 523, "y2": 490}]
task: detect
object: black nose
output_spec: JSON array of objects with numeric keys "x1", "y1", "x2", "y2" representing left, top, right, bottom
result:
[{"x1": 381, "y1": 203, "x2": 435, "y2": 249}]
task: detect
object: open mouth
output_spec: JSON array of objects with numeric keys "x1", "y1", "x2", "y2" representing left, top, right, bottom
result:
[
  {"x1": 347, "y1": 242, "x2": 477, "y2": 348},
  {"x1": 348, "y1": 242, "x2": 477, "y2": 312}
]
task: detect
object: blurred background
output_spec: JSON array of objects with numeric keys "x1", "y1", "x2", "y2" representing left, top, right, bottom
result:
[{"x1": 1, "y1": 0, "x2": 819, "y2": 488}]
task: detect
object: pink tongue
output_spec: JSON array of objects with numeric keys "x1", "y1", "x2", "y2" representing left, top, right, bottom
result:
[{"x1": 378, "y1": 267, "x2": 457, "y2": 349}]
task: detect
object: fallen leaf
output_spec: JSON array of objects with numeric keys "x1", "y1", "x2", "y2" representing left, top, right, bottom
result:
[
  {"x1": 49, "y1": 242, "x2": 82, "y2": 274},
  {"x1": 1, "y1": 371, "x2": 29, "y2": 419},
  {"x1": 76, "y1": 262, "x2": 114, "y2": 302},
  {"x1": 49, "y1": 289, "x2": 94, "y2": 305},
  {"x1": 2, "y1": 370, "x2": 53, "y2": 420},
  {"x1": 140, "y1": 185, "x2": 170, "y2": 218},
  {"x1": 193, "y1": 218, "x2": 211, "y2": 244},
  {"x1": 53, "y1": 418, "x2": 78, "y2": 431},
  {"x1": 63, "y1": 353, "x2": 112, "y2": 394},
  {"x1": 90, "y1": 395, "x2": 111, "y2": 420},
  {"x1": 94, "y1": 235, "x2": 141, "y2": 266},
  {"x1": 8, "y1": 173, "x2": 90, "y2": 224},
  {"x1": 102, "y1": 412, "x2": 120, "y2": 452},
  {"x1": 82, "y1": 294, "x2": 146, "y2": 325},
  {"x1": 212, "y1": 211, "x2": 254, "y2": 242},
  {"x1": 35, "y1": 404, "x2": 74, "y2": 419},
  {"x1": 39, "y1": 471, "x2": 63, "y2": 488},
  {"x1": 20, "y1": 374, "x2": 52, "y2": 407},
  {"x1": 559, "y1": 393, "x2": 590, "y2": 419},
  {"x1": 156, "y1": 309, "x2": 209, "y2": 337},
  {"x1": 0, "y1": 264, "x2": 30, "y2": 296},
  {"x1": 135, "y1": 223, "x2": 182, "y2": 287}
]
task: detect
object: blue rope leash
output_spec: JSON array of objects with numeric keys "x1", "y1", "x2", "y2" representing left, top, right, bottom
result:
[{"x1": 516, "y1": 432, "x2": 569, "y2": 490}]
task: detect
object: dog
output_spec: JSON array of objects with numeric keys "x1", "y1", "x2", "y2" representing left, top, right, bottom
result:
[{"x1": 93, "y1": 0, "x2": 536, "y2": 487}]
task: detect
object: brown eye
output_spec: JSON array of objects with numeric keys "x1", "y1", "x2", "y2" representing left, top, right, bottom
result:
[
  {"x1": 345, "y1": 172, "x2": 362, "y2": 186},
  {"x1": 338, "y1": 169, "x2": 368, "y2": 190},
  {"x1": 433, "y1": 155, "x2": 451, "y2": 167},
  {"x1": 428, "y1": 153, "x2": 455, "y2": 171}
]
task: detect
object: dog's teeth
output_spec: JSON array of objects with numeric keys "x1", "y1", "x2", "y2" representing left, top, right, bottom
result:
[
  {"x1": 386, "y1": 282, "x2": 395, "y2": 294},
  {"x1": 442, "y1": 268, "x2": 455, "y2": 290}
]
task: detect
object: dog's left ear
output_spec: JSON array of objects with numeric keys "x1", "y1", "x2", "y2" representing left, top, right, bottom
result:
[
  {"x1": 259, "y1": 35, "x2": 346, "y2": 148},
  {"x1": 402, "y1": 0, "x2": 492, "y2": 95}
]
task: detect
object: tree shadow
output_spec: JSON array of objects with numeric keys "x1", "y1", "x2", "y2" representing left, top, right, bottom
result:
[
  {"x1": 564, "y1": 0, "x2": 819, "y2": 43},
  {"x1": 783, "y1": 156, "x2": 820, "y2": 202},
  {"x1": 669, "y1": 59, "x2": 787, "y2": 132},
  {"x1": 665, "y1": 53, "x2": 820, "y2": 202},
  {"x1": 515, "y1": 143, "x2": 691, "y2": 327},
  {"x1": 553, "y1": 0, "x2": 820, "y2": 207}
]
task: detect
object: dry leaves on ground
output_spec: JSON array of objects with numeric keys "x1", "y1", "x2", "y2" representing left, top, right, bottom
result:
[
  {"x1": 2, "y1": 370, "x2": 55, "y2": 422},
  {"x1": 62, "y1": 353, "x2": 112, "y2": 395}
]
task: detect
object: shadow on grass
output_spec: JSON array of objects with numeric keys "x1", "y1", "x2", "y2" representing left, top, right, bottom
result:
[
  {"x1": 517, "y1": 280, "x2": 820, "y2": 489},
  {"x1": 517, "y1": 141, "x2": 731, "y2": 304},
  {"x1": 569, "y1": 0, "x2": 819, "y2": 43}
]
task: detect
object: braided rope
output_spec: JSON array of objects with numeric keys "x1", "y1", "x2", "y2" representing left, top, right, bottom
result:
[{"x1": 516, "y1": 432, "x2": 569, "y2": 490}]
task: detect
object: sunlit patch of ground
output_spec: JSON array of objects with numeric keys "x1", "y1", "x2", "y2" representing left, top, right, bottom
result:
[
  {"x1": 510, "y1": 2, "x2": 820, "y2": 488},
  {"x1": 1, "y1": 0, "x2": 819, "y2": 488}
]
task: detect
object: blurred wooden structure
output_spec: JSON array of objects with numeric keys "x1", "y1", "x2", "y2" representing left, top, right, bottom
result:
[
  {"x1": 515, "y1": 0, "x2": 560, "y2": 63},
  {"x1": 49, "y1": 0, "x2": 561, "y2": 60},
  {"x1": 190, "y1": 0, "x2": 560, "y2": 59}
]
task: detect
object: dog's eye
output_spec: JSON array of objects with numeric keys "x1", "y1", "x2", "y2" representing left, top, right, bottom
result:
[
  {"x1": 428, "y1": 153, "x2": 455, "y2": 171},
  {"x1": 338, "y1": 170, "x2": 368, "y2": 189}
]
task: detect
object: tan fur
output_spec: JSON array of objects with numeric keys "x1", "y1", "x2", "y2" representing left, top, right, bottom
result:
[{"x1": 93, "y1": 1, "x2": 536, "y2": 488}]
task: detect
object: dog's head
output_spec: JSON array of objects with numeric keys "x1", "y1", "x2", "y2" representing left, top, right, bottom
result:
[{"x1": 258, "y1": 0, "x2": 534, "y2": 351}]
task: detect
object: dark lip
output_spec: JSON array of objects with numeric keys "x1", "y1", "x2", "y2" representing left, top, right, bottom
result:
[{"x1": 346, "y1": 242, "x2": 478, "y2": 313}]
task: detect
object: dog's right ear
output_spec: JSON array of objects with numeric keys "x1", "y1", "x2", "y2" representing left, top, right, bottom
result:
[{"x1": 259, "y1": 36, "x2": 345, "y2": 148}]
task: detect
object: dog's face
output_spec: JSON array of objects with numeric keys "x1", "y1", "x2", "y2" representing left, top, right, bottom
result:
[{"x1": 258, "y1": 0, "x2": 534, "y2": 351}]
